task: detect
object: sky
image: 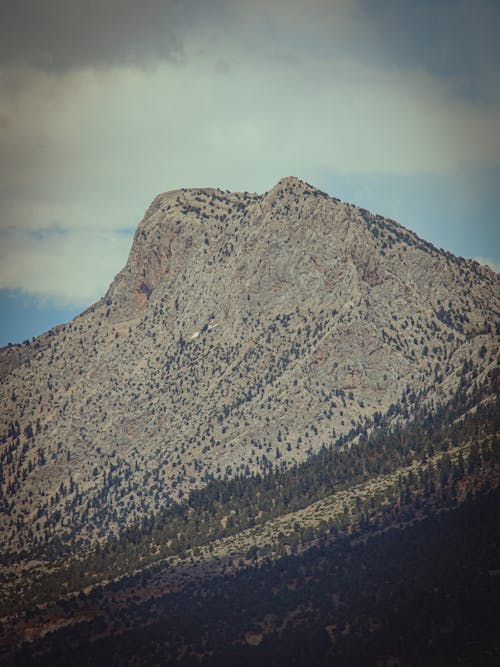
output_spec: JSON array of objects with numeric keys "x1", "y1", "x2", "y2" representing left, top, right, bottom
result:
[{"x1": 1, "y1": 0, "x2": 499, "y2": 345}]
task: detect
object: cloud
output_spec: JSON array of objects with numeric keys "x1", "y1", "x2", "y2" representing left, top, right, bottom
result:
[
  {"x1": 2, "y1": 0, "x2": 499, "y2": 97},
  {"x1": 27, "y1": 54, "x2": 497, "y2": 181},
  {"x1": 0, "y1": 0, "x2": 187, "y2": 71},
  {"x1": 0, "y1": 226, "x2": 132, "y2": 304},
  {"x1": 0, "y1": 1, "x2": 389, "y2": 75},
  {"x1": 360, "y1": 0, "x2": 500, "y2": 101}
]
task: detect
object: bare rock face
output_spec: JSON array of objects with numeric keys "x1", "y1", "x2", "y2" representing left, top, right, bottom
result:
[{"x1": 0, "y1": 176, "x2": 498, "y2": 554}]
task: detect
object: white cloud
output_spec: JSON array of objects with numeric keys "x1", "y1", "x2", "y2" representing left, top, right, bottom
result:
[{"x1": 0, "y1": 226, "x2": 132, "y2": 304}]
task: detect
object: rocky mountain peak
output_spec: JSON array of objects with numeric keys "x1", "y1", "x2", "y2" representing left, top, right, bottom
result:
[
  {"x1": 103, "y1": 177, "x2": 352, "y2": 323},
  {"x1": 267, "y1": 175, "x2": 315, "y2": 195}
]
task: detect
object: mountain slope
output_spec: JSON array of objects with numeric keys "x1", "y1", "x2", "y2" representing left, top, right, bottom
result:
[
  {"x1": 0, "y1": 176, "x2": 498, "y2": 555},
  {"x1": 2, "y1": 390, "x2": 499, "y2": 662},
  {"x1": 7, "y1": 492, "x2": 500, "y2": 667}
]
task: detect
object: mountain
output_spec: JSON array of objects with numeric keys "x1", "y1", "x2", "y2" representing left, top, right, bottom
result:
[
  {"x1": 1, "y1": 177, "x2": 499, "y2": 666},
  {"x1": 0, "y1": 176, "x2": 498, "y2": 559}
]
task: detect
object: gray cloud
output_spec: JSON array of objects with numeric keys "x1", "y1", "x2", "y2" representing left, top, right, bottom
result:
[
  {"x1": 0, "y1": 0, "x2": 189, "y2": 71},
  {"x1": 360, "y1": 0, "x2": 500, "y2": 100},
  {"x1": 0, "y1": 0, "x2": 381, "y2": 73}
]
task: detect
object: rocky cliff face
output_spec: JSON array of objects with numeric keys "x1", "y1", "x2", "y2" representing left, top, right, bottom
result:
[{"x1": 0, "y1": 177, "x2": 498, "y2": 554}]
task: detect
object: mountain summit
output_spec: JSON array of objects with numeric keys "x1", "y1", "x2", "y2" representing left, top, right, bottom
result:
[{"x1": 0, "y1": 177, "x2": 498, "y2": 554}]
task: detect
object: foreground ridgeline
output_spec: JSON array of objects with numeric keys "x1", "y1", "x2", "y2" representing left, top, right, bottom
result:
[{"x1": 0, "y1": 177, "x2": 498, "y2": 665}]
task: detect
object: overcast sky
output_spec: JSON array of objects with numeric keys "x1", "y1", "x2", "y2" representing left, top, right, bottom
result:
[{"x1": 1, "y1": 0, "x2": 499, "y2": 344}]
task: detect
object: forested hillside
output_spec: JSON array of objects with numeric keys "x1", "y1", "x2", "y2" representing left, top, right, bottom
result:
[{"x1": 1, "y1": 364, "x2": 498, "y2": 665}]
